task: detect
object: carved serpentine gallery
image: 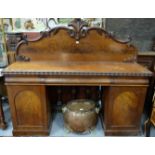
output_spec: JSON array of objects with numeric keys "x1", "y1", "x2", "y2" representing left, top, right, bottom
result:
[{"x1": 2, "y1": 19, "x2": 152, "y2": 136}]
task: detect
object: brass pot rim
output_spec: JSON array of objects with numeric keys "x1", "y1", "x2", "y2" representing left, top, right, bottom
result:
[{"x1": 65, "y1": 99, "x2": 96, "y2": 112}]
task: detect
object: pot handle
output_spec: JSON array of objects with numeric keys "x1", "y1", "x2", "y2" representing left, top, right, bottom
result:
[
  {"x1": 62, "y1": 106, "x2": 67, "y2": 113},
  {"x1": 95, "y1": 107, "x2": 100, "y2": 114}
]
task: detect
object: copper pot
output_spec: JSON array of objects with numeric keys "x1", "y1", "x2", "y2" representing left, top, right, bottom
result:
[{"x1": 62, "y1": 99, "x2": 100, "y2": 133}]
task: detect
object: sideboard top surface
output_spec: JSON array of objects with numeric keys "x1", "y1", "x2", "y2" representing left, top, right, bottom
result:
[{"x1": 3, "y1": 61, "x2": 152, "y2": 77}]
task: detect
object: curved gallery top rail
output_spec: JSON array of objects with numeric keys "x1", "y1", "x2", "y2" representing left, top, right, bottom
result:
[{"x1": 16, "y1": 18, "x2": 137, "y2": 62}]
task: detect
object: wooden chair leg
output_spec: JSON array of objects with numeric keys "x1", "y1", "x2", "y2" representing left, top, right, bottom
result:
[
  {"x1": 0, "y1": 97, "x2": 7, "y2": 129},
  {"x1": 144, "y1": 119, "x2": 151, "y2": 137}
]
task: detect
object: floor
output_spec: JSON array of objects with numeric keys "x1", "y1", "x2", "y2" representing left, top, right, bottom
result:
[{"x1": 1, "y1": 102, "x2": 155, "y2": 137}]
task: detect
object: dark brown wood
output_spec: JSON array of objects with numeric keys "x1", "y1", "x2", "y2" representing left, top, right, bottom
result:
[
  {"x1": 6, "y1": 32, "x2": 23, "y2": 51},
  {"x1": 0, "y1": 77, "x2": 7, "y2": 96},
  {"x1": 145, "y1": 120, "x2": 151, "y2": 137},
  {"x1": 103, "y1": 86, "x2": 147, "y2": 136},
  {"x1": 0, "y1": 96, "x2": 7, "y2": 129},
  {"x1": 140, "y1": 52, "x2": 155, "y2": 136},
  {"x1": 2, "y1": 19, "x2": 152, "y2": 136},
  {"x1": 0, "y1": 76, "x2": 7, "y2": 130},
  {"x1": 137, "y1": 52, "x2": 155, "y2": 117},
  {"x1": 47, "y1": 86, "x2": 100, "y2": 111},
  {"x1": 144, "y1": 99, "x2": 155, "y2": 137},
  {"x1": 138, "y1": 52, "x2": 155, "y2": 71}
]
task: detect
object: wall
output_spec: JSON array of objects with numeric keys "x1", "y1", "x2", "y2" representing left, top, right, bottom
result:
[{"x1": 106, "y1": 18, "x2": 155, "y2": 51}]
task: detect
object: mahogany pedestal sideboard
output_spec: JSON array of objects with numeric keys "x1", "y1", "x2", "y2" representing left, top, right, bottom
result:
[{"x1": 2, "y1": 19, "x2": 152, "y2": 136}]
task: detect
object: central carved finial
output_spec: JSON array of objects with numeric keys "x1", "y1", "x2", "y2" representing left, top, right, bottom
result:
[{"x1": 68, "y1": 18, "x2": 88, "y2": 41}]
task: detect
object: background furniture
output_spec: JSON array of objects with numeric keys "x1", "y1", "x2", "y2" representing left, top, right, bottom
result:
[
  {"x1": 0, "y1": 19, "x2": 8, "y2": 68},
  {"x1": 137, "y1": 51, "x2": 155, "y2": 117},
  {"x1": 144, "y1": 95, "x2": 155, "y2": 136},
  {"x1": 0, "y1": 69, "x2": 7, "y2": 129},
  {"x1": 137, "y1": 52, "x2": 155, "y2": 136},
  {"x1": 137, "y1": 52, "x2": 155, "y2": 117}
]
